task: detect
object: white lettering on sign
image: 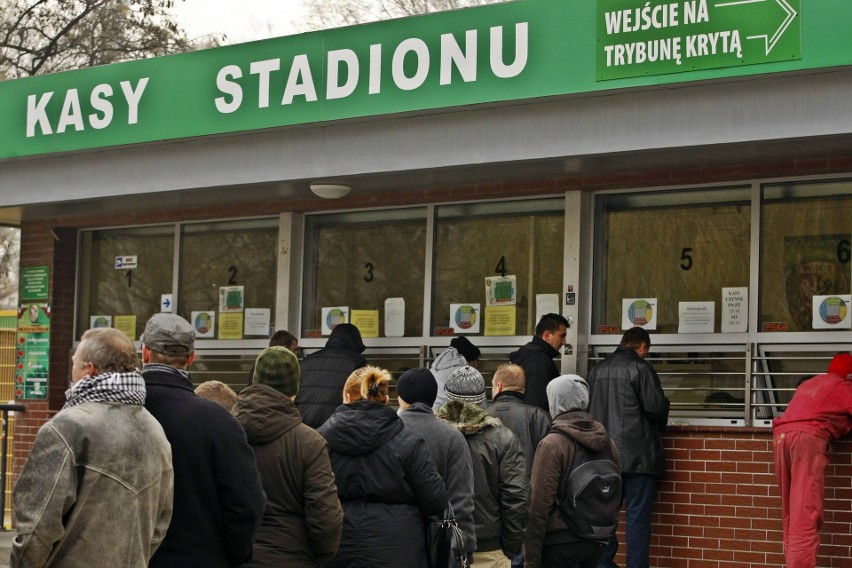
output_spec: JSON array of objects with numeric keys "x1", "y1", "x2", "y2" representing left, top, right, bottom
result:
[
  {"x1": 605, "y1": 2, "x2": 681, "y2": 34},
  {"x1": 26, "y1": 78, "x2": 149, "y2": 138},
  {"x1": 214, "y1": 23, "x2": 529, "y2": 114}
]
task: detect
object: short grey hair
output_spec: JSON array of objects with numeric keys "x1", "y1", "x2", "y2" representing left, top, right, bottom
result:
[{"x1": 78, "y1": 328, "x2": 138, "y2": 373}]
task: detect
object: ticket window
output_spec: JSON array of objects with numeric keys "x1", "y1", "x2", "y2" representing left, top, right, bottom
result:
[
  {"x1": 592, "y1": 187, "x2": 752, "y2": 335},
  {"x1": 178, "y1": 218, "x2": 279, "y2": 337},
  {"x1": 301, "y1": 208, "x2": 427, "y2": 338},
  {"x1": 77, "y1": 225, "x2": 175, "y2": 340},
  {"x1": 760, "y1": 181, "x2": 852, "y2": 333},
  {"x1": 431, "y1": 199, "x2": 565, "y2": 337}
]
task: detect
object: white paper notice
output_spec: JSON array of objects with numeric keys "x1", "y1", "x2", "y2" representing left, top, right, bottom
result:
[
  {"x1": 812, "y1": 295, "x2": 851, "y2": 330},
  {"x1": 721, "y1": 287, "x2": 748, "y2": 333},
  {"x1": 621, "y1": 298, "x2": 657, "y2": 330},
  {"x1": 450, "y1": 303, "x2": 480, "y2": 334},
  {"x1": 321, "y1": 306, "x2": 349, "y2": 336},
  {"x1": 535, "y1": 294, "x2": 560, "y2": 325},
  {"x1": 678, "y1": 302, "x2": 715, "y2": 334},
  {"x1": 384, "y1": 298, "x2": 405, "y2": 337},
  {"x1": 243, "y1": 308, "x2": 271, "y2": 336}
]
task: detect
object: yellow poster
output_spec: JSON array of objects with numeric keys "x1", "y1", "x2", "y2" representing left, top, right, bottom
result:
[
  {"x1": 218, "y1": 312, "x2": 244, "y2": 340},
  {"x1": 114, "y1": 315, "x2": 137, "y2": 340},
  {"x1": 485, "y1": 306, "x2": 516, "y2": 336},
  {"x1": 351, "y1": 309, "x2": 380, "y2": 338}
]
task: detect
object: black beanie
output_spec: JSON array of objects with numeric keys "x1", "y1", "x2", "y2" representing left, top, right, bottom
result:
[
  {"x1": 396, "y1": 367, "x2": 438, "y2": 407},
  {"x1": 451, "y1": 335, "x2": 481, "y2": 362}
]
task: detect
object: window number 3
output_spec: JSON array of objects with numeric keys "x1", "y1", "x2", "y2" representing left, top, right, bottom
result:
[
  {"x1": 364, "y1": 262, "x2": 374, "y2": 283},
  {"x1": 680, "y1": 248, "x2": 693, "y2": 271}
]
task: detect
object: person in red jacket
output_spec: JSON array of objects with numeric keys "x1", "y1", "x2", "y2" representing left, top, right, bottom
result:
[{"x1": 773, "y1": 352, "x2": 852, "y2": 568}]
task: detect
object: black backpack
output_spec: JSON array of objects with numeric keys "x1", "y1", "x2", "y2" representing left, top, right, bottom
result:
[{"x1": 555, "y1": 432, "x2": 622, "y2": 540}]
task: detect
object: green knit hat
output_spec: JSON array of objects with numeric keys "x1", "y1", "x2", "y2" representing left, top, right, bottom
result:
[{"x1": 253, "y1": 347, "x2": 300, "y2": 397}]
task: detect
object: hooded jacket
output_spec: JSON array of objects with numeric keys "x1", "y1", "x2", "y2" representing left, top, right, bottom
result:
[
  {"x1": 297, "y1": 324, "x2": 367, "y2": 428},
  {"x1": 438, "y1": 400, "x2": 529, "y2": 557},
  {"x1": 318, "y1": 400, "x2": 447, "y2": 568},
  {"x1": 509, "y1": 336, "x2": 561, "y2": 411},
  {"x1": 587, "y1": 346, "x2": 670, "y2": 476},
  {"x1": 430, "y1": 346, "x2": 469, "y2": 411},
  {"x1": 523, "y1": 411, "x2": 620, "y2": 567},
  {"x1": 234, "y1": 385, "x2": 343, "y2": 568}
]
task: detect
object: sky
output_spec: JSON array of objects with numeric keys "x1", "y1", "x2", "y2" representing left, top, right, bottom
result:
[{"x1": 170, "y1": 0, "x2": 310, "y2": 45}]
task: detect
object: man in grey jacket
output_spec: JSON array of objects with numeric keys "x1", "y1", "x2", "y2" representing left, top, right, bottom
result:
[
  {"x1": 397, "y1": 367, "x2": 477, "y2": 558},
  {"x1": 12, "y1": 328, "x2": 174, "y2": 567},
  {"x1": 438, "y1": 366, "x2": 529, "y2": 567},
  {"x1": 587, "y1": 327, "x2": 669, "y2": 568}
]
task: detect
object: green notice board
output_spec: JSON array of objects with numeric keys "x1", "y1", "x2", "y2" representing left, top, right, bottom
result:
[{"x1": 20, "y1": 266, "x2": 49, "y2": 302}]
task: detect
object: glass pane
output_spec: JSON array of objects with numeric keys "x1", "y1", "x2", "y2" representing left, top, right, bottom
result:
[
  {"x1": 432, "y1": 199, "x2": 564, "y2": 336},
  {"x1": 593, "y1": 188, "x2": 751, "y2": 334},
  {"x1": 761, "y1": 181, "x2": 852, "y2": 332},
  {"x1": 77, "y1": 225, "x2": 175, "y2": 340},
  {"x1": 302, "y1": 209, "x2": 427, "y2": 337},
  {"x1": 179, "y1": 218, "x2": 279, "y2": 337}
]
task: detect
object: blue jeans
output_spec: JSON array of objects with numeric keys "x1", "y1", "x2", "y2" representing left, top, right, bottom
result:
[{"x1": 597, "y1": 473, "x2": 657, "y2": 568}]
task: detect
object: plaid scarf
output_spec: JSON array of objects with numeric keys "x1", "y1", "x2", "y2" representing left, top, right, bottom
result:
[{"x1": 64, "y1": 370, "x2": 147, "y2": 409}]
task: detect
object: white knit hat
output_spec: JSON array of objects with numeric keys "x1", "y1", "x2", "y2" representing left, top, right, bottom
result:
[{"x1": 446, "y1": 366, "x2": 486, "y2": 406}]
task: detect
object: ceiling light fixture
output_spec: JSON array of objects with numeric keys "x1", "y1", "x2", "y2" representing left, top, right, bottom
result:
[{"x1": 309, "y1": 183, "x2": 351, "y2": 199}]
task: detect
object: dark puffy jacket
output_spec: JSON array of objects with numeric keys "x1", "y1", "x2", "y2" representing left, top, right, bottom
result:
[
  {"x1": 318, "y1": 400, "x2": 447, "y2": 568},
  {"x1": 142, "y1": 364, "x2": 266, "y2": 568},
  {"x1": 587, "y1": 346, "x2": 670, "y2": 476},
  {"x1": 524, "y1": 411, "x2": 620, "y2": 567},
  {"x1": 297, "y1": 324, "x2": 367, "y2": 429},
  {"x1": 509, "y1": 336, "x2": 560, "y2": 411},
  {"x1": 234, "y1": 385, "x2": 343, "y2": 568},
  {"x1": 438, "y1": 400, "x2": 529, "y2": 558},
  {"x1": 488, "y1": 391, "x2": 552, "y2": 475}
]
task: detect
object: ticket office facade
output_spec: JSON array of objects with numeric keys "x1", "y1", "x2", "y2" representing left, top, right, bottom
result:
[{"x1": 4, "y1": 2, "x2": 852, "y2": 562}]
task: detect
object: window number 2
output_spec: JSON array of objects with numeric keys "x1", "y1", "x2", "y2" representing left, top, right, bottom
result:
[
  {"x1": 680, "y1": 248, "x2": 693, "y2": 271},
  {"x1": 228, "y1": 266, "x2": 237, "y2": 285}
]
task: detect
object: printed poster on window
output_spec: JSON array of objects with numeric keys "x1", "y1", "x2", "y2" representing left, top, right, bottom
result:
[
  {"x1": 321, "y1": 306, "x2": 349, "y2": 335},
  {"x1": 485, "y1": 305, "x2": 516, "y2": 336},
  {"x1": 16, "y1": 304, "x2": 51, "y2": 400},
  {"x1": 811, "y1": 295, "x2": 851, "y2": 330},
  {"x1": 485, "y1": 275, "x2": 516, "y2": 306},
  {"x1": 621, "y1": 298, "x2": 657, "y2": 331},
  {"x1": 450, "y1": 303, "x2": 480, "y2": 334},
  {"x1": 192, "y1": 311, "x2": 216, "y2": 339},
  {"x1": 219, "y1": 286, "x2": 244, "y2": 313}
]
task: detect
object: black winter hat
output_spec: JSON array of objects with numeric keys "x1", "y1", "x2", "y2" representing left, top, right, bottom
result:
[
  {"x1": 450, "y1": 335, "x2": 481, "y2": 362},
  {"x1": 396, "y1": 367, "x2": 438, "y2": 407}
]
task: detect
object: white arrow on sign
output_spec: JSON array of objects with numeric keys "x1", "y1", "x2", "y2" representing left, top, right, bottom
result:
[{"x1": 715, "y1": 0, "x2": 798, "y2": 56}]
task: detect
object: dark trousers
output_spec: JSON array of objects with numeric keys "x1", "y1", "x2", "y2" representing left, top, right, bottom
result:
[
  {"x1": 542, "y1": 540, "x2": 608, "y2": 568},
  {"x1": 597, "y1": 473, "x2": 657, "y2": 568}
]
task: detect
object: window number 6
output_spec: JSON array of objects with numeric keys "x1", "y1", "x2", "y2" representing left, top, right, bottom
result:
[{"x1": 680, "y1": 248, "x2": 693, "y2": 271}]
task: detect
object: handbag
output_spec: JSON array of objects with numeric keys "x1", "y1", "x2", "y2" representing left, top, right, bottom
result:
[{"x1": 427, "y1": 502, "x2": 469, "y2": 568}]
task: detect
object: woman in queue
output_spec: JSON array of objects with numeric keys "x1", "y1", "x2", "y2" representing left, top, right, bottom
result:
[{"x1": 318, "y1": 366, "x2": 448, "y2": 568}]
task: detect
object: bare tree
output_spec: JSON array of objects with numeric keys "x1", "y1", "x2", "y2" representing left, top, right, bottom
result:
[
  {"x1": 0, "y1": 0, "x2": 203, "y2": 79},
  {"x1": 0, "y1": 227, "x2": 19, "y2": 310},
  {"x1": 299, "y1": 0, "x2": 506, "y2": 32}
]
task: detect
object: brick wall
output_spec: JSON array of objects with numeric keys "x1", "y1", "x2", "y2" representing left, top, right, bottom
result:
[{"x1": 609, "y1": 427, "x2": 851, "y2": 568}]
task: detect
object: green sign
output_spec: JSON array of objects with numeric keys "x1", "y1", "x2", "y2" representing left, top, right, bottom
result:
[
  {"x1": 0, "y1": 0, "x2": 846, "y2": 161},
  {"x1": 20, "y1": 265, "x2": 50, "y2": 302},
  {"x1": 597, "y1": 0, "x2": 800, "y2": 80},
  {"x1": 16, "y1": 303, "x2": 51, "y2": 400}
]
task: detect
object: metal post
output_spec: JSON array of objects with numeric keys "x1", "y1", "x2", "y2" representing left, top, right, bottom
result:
[{"x1": 0, "y1": 403, "x2": 26, "y2": 531}]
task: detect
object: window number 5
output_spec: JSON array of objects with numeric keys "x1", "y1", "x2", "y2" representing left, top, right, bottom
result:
[{"x1": 680, "y1": 248, "x2": 693, "y2": 271}]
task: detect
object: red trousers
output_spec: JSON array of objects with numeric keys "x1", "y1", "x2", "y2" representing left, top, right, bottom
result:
[{"x1": 773, "y1": 430, "x2": 830, "y2": 568}]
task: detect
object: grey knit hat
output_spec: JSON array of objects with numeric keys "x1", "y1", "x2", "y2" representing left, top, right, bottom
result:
[{"x1": 446, "y1": 366, "x2": 486, "y2": 406}]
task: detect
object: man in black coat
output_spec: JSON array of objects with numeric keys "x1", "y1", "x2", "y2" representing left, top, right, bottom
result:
[
  {"x1": 141, "y1": 314, "x2": 266, "y2": 568},
  {"x1": 509, "y1": 313, "x2": 569, "y2": 411},
  {"x1": 296, "y1": 323, "x2": 367, "y2": 428}
]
